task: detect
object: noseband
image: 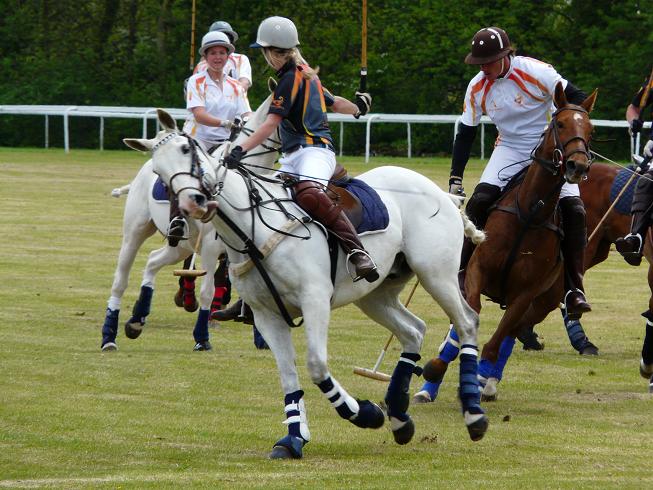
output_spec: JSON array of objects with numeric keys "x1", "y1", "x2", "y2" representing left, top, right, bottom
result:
[{"x1": 532, "y1": 106, "x2": 593, "y2": 176}]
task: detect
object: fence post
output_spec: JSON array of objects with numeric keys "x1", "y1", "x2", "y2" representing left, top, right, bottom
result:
[
  {"x1": 100, "y1": 117, "x2": 104, "y2": 151},
  {"x1": 365, "y1": 114, "x2": 379, "y2": 163},
  {"x1": 339, "y1": 121, "x2": 344, "y2": 157},
  {"x1": 64, "y1": 107, "x2": 77, "y2": 153},
  {"x1": 407, "y1": 122, "x2": 411, "y2": 158},
  {"x1": 45, "y1": 115, "x2": 49, "y2": 149}
]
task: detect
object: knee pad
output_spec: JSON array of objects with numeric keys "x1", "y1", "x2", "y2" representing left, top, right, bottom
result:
[
  {"x1": 293, "y1": 180, "x2": 341, "y2": 226},
  {"x1": 465, "y1": 183, "x2": 501, "y2": 228}
]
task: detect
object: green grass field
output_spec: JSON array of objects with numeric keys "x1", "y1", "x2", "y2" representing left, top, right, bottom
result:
[{"x1": 1, "y1": 147, "x2": 652, "y2": 488}]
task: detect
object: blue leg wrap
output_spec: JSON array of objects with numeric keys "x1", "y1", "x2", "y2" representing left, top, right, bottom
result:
[
  {"x1": 272, "y1": 434, "x2": 305, "y2": 459},
  {"x1": 192, "y1": 309, "x2": 210, "y2": 342},
  {"x1": 385, "y1": 352, "x2": 420, "y2": 422},
  {"x1": 253, "y1": 326, "x2": 269, "y2": 349},
  {"x1": 317, "y1": 376, "x2": 358, "y2": 421},
  {"x1": 128, "y1": 286, "x2": 153, "y2": 325},
  {"x1": 490, "y1": 336, "x2": 515, "y2": 380},
  {"x1": 418, "y1": 325, "x2": 459, "y2": 399},
  {"x1": 459, "y1": 345, "x2": 483, "y2": 415},
  {"x1": 561, "y1": 307, "x2": 590, "y2": 352},
  {"x1": 101, "y1": 308, "x2": 119, "y2": 345},
  {"x1": 642, "y1": 317, "x2": 653, "y2": 365}
]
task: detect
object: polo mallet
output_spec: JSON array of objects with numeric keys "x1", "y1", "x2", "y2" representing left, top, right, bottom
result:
[
  {"x1": 189, "y1": 0, "x2": 197, "y2": 71},
  {"x1": 353, "y1": 280, "x2": 420, "y2": 382},
  {"x1": 359, "y1": 0, "x2": 368, "y2": 93},
  {"x1": 173, "y1": 231, "x2": 207, "y2": 277}
]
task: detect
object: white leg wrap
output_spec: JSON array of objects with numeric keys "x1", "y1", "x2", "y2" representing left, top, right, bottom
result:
[{"x1": 107, "y1": 296, "x2": 121, "y2": 311}]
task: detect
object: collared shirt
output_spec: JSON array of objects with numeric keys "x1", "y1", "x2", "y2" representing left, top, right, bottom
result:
[
  {"x1": 268, "y1": 60, "x2": 335, "y2": 154},
  {"x1": 194, "y1": 53, "x2": 252, "y2": 85},
  {"x1": 183, "y1": 71, "x2": 248, "y2": 145},
  {"x1": 460, "y1": 56, "x2": 569, "y2": 149}
]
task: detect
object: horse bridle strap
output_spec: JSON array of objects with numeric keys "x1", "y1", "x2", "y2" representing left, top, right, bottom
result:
[{"x1": 215, "y1": 206, "x2": 303, "y2": 328}]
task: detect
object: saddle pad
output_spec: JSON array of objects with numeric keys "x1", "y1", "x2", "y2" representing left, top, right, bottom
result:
[
  {"x1": 152, "y1": 177, "x2": 170, "y2": 202},
  {"x1": 341, "y1": 178, "x2": 389, "y2": 234},
  {"x1": 609, "y1": 166, "x2": 639, "y2": 215}
]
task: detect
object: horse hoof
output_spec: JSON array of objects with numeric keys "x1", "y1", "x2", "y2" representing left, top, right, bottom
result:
[
  {"x1": 640, "y1": 359, "x2": 653, "y2": 379},
  {"x1": 352, "y1": 400, "x2": 385, "y2": 429},
  {"x1": 124, "y1": 321, "x2": 143, "y2": 339},
  {"x1": 101, "y1": 342, "x2": 117, "y2": 352},
  {"x1": 391, "y1": 417, "x2": 415, "y2": 445},
  {"x1": 422, "y1": 358, "x2": 448, "y2": 383},
  {"x1": 193, "y1": 341, "x2": 212, "y2": 351},
  {"x1": 174, "y1": 289, "x2": 184, "y2": 308},
  {"x1": 412, "y1": 391, "x2": 433, "y2": 404},
  {"x1": 467, "y1": 415, "x2": 489, "y2": 442},
  {"x1": 481, "y1": 377, "x2": 499, "y2": 402},
  {"x1": 269, "y1": 445, "x2": 294, "y2": 459},
  {"x1": 184, "y1": 299, "x2": 199, "y2": 313},
  {"x1": 580, "y1": 343, "x2": 599, "y2": 356}
]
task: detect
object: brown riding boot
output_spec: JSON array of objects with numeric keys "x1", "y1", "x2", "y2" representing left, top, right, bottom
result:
[
  {"x1": 293, "y1": 180, "x2": 379, "y2": 282},
  {"x1": 560, "y1": 197, "x2": 591, "y2": 320}
]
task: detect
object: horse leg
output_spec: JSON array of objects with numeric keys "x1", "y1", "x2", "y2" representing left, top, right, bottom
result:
[
  {"x1": 102, "y1": 222, "x2": 156, "y2": 351},
  {"x1": 417, "y1": 270, "x2": 488, "y2": 442},
  {"x1": 640, "y1": 264, "x2": 653, "y2": 391},
  {"x1": 174, "y1": 256, "x2": 199, "y2": 312},
  {"x1": 125, "y1": 245, "x2": 190, "y2": 340},
  {"x1": 192, "y1": 235, "x2": 218, "y2": 352},
  {"x1": 561, "y1": 307, "x2": 599, "y2": 355},
  {"x1": 413, "y1": 324, "x2": 460, "y2": 403},
  {"x1": 248, "y1": 310, "x2": 309, "y2": 459},
  {"x1": 355, "y1": 282, "x2": 427, "y2": 445},
  {"x1": 210, "y1": 254, "x2": 230, "y2": 320}
]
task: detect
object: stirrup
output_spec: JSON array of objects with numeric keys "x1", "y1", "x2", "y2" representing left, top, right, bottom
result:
[
  {"x1": 346, "y1": 249, "x2": 379, "y2": 283},
  {"x1": 167, "y1": 217, "x2": 189, "y2": 246},
  {"x1": 615, "y1": 233, "x2": 643, "y2": 265},
  {"x1": 564, "y1": 289, "x2": 591, "y2": 320}
]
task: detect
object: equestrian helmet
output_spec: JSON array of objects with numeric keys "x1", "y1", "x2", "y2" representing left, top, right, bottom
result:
[
  {"x1": 250, "y1": 16, "x2": 300, "y2": 49},
  {"x1": 209, "y1": 20, "x2": 238, "y2": 43},
  {"x1": 199, "y1": 31, "x2": 235, "y2": 57},
  {"x1": 465, "y1": 27, "x2": 513, "y2": 65}
]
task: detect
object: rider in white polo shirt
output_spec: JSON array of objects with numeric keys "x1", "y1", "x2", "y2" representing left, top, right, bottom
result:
[{"x1": 450, "y1": 26, "x2": 592, "y2": 319}]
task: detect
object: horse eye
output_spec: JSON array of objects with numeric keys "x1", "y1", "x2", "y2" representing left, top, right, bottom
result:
[{"x1": 181, "y1": 144, "x2": 190, "y2": 154}]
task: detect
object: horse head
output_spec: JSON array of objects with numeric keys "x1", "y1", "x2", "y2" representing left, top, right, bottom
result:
[
  {"x1": 537, "y1": 82, "x2": 598, "y2": 184},
  {"x1": 123, "y1": 111, "x2": 216, "y2": 222}
]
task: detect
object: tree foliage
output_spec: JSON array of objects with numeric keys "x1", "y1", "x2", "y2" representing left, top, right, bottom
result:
[{"x1": 1, "y1": 0, "x2": 652, "y2": 155}]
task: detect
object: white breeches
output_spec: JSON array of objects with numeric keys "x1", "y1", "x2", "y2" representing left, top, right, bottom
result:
[{"x1": 278, "y1": 146, "x2": 336, "y2": 185}]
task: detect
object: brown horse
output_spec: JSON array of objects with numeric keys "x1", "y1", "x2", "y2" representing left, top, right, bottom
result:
[{"x1": 422, "y1": 83, "x2": 597, "y2": 391}]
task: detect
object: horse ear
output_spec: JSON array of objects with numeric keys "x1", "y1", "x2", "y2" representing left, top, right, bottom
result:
[
  {"x1": 580, "y1": 89, "x2": 598, "y2": 113},
  {"x1": 123, "y1": 138, "x2": 153, "y2": 152},
  {"x1": 553, "y1": 81, "x2": 568, "y2": 109},
  {"x1": 157, "y1": 109, "x2": 178, "y2": 131},
  {"x1": 268, "y1": 77, "x2": 278, "y2": 92}
]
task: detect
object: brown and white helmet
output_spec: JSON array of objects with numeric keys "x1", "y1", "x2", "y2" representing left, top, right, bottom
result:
[{"x1": 464, "y1": 27, "x2": 513, "y2": 65}]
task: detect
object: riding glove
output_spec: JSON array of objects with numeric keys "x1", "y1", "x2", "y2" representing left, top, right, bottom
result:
[
  {"x1": 448, "y1": 176, "x2": 466, "y2": 197},
  {"x1": 644, "y1": 139, "x2": 653, "y2": 158},
  {"x1": 630, "y1": 118, "x2": 644, "y2": 136},
  {"x1": 224, "y1": 145, "x2": 247, "y2": 168},
  {"x1": 354, "y1": 91, "x2": 372, "y2": 118}
]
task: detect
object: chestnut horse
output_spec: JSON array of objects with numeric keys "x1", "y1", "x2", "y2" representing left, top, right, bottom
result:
[{"x1": 422, "y1": 83, "x2": 597, "y2": 398}]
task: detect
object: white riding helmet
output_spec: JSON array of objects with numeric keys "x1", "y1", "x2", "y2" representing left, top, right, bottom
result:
[
  {"x1": 250, "y1": 16, "x2": 300, "y2": 49},
  {"x1": 199, "y1": 31, "x2": 235, "y2": 57},
  {"x1": 209, "y1": 20, "x2": 238, "y2": 43}
]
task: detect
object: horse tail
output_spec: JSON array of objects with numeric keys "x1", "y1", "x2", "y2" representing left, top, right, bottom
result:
[
  {"x1": 462, "y1": 211, "x2": 485, "y2": 245},
  {"x1": 111, "y1": 183, "x2": 131, "y2": 198}
]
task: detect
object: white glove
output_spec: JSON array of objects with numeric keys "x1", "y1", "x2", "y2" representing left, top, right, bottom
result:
[
  {"x1": 219, "y1": 119, "x2": 233, "y2": 129},
  {"x1": 644, "y1": 139, "x2": 653, "y2": 158}
]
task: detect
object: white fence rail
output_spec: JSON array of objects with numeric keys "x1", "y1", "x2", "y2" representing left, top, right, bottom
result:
[{"x1": 0, "y1": 104, "x2": 644, "y2": 161}]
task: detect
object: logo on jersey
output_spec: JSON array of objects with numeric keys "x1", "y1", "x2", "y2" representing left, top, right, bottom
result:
[
  {"x1": 272, "y1": 96, "x2": 285, "y2": 109},
  {"x1": 514, "y1": 94, "x2": 523, "y2": 106}
]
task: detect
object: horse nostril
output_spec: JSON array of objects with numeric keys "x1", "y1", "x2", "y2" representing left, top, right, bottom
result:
[
  {"x1": 193, "y1": 193, "x2": 207, "y2": 207},
  {"x1": 566, "y1": 160, "x2": 577, "y2": 173}
]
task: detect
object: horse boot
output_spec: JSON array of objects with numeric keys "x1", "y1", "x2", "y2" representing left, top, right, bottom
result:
[
  {"x1": 293, "y1": 180, "x2": 379, "y2": 283},
  {"x1": 560, "y1": 196, "x2": 591, "y2": 320},
  {"x1": 615, "y1": 173, "x2": 653, "y2": 266},
  {"x1": 167, "y1": 196, "x2": 188, "y2": 247}
]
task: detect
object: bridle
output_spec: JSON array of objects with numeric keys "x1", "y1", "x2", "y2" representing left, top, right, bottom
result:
[{"x1": 532, "y1": 106, "x2": 593, "y2": 178}]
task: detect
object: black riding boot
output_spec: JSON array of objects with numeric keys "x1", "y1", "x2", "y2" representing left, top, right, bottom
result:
[
  {"x1": 211, "y1": 298, "x2": 254, "y2": 324},
  {"x1": 458, "y1": 237, "x2": 476, "y2": 294},
  {"x1": 616, "y1": 170, "x2": 653, "y2": 265},
  {"x1": 168, "y1": 196, "x2": 187, "y2": 247},
  {"x1": 560, "y1": 196, "x2": 591, "y2": 320}
]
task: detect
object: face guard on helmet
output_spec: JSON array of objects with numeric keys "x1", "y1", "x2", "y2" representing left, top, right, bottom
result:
[
  {"x1": 465, "y1": 27, "x2": 513, "y2": 65},
  {"x1": 199, "y1": 31, "x2": 235, "y2": 57},
  {"x1": 250, "y1": 16, "x2": 300, "y2": 49},
  {"x1": 209, "y1": 20, "x2": 238, "y2": 43}
]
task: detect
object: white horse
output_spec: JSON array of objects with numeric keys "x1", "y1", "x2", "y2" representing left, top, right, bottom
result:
[
  {"x1": 124, "y1": 104, "x2": 488, "y2": 459},
  {"x1": 100, "y1": 154, "x2": 228, "y2": 351}
]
